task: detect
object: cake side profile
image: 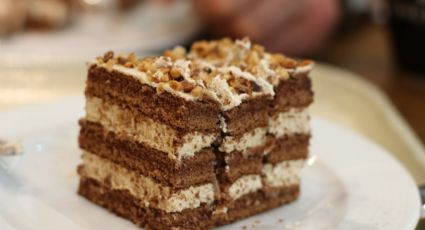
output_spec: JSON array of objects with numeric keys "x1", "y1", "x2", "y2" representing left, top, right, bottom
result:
[{"x1": 77, "y1": 38, "x2": 313, "y2": 229}]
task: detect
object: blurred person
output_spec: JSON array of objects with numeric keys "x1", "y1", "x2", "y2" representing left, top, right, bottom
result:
[
  {"x1": 0, "y1": 0, "x2": 27, "y2": 36},
  {"x1": 0, "y1": 0, "x2": 71, "y2": 36},
  {"x1": 192, "y1": 0, "x2": 341, "y2": 56}
]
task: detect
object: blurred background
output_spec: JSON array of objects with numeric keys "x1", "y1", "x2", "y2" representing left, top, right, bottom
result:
[
  {"x1": 0, "y1": 0, "x2": 424, "y2": 137},
  {"x1": 0, "y1": 0, "x2": 425, "y2": 225}
]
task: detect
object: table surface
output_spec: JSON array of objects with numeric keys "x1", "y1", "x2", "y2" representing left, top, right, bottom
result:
[
  {"x1": 319, "y1": 22, "x2": 425, "y2": 145},
  {"x1": 321, "y1": 24, "x2": 425, "y2": 229}
]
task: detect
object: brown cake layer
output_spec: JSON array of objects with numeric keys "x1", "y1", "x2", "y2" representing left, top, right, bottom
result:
[
  {"x1": 222, "y1": 96, "x2": 270, "y2": 138},
  {"x1": 78, "y1": 177, "x2": 299, "y2": 230},
  {"x1": 78, "y1": 177, "x2": 215, "y2": 230},
  {"x1": 272, "y1": 74, "x2": 313, "y2": 113},
  {"x1": 86, "y1": 66, "x2": 221, "y2": 134},
  {"x1": 215, "y1": 185, "x2": 300, "y2": 225},
  {"x1": 214, "y1": 149, "x2": 263, "y2": 188},
  {"x1": 265, "y1": 134, "x2": 310, "y2": 164},
  {"x1": 79, "y1": 120, "x2": 216, "y2": 189}
]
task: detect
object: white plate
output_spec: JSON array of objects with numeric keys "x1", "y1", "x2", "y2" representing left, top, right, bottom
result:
[{"x1": 0, "y1": 97, "x2": 421, "y2": 230}]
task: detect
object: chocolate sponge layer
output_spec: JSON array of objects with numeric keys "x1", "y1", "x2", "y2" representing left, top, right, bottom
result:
[
  {"x1": 78, "y1": 177, "x2": 299, "y2": 230},
  {"x1": 79, "y1": 120, "x2": 216, "y2": 189},
  {"x1": 86, "y1": 66, "x2": 221, "y2": 134}
]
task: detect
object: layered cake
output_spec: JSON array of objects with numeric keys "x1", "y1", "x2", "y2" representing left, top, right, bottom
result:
[{"x1": 77, "y1": 38, "x2": 313, "y2": 229}]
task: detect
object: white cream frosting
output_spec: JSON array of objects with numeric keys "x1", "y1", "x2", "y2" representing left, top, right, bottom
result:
[
  {"x1": 218, "y1": 114, "x2": 228, "y2": 133},
  {"x1": 81, "y1": 152, "x2": 214, "y2": 213},
  {"x1": 228, "y1": 174, "x2": 262, "y2": 200},
  {"x1": 268, "y1": 108, "x2": 310, "y2": 138},
  {"x1": 153, "y1": 56, "x2": 172, "y2": 68},
  {"x1": 209, "y1": 74, "x2": 242, "y2": 110},
  {"x1": 177, "y1": 134, "x2": 217, "y2": 159},
  {"x1": 219, "y1": 127, "x2": 267, "y2": 155},
  {"x1": 262, "y1": 159, "x2": 304, "y2": 187},
  {"x1": 288, "y1": 61, "x2": 315, "y2": 75},
  {"x1": 85, "y1": 97, "x2": 217, "y2": 160},
  {"x1": 235, "y1": 38, "x2": 251, "y2": 50},
  {"x1": 212, "y1": 206, "x2": 228, "y2": 216}
]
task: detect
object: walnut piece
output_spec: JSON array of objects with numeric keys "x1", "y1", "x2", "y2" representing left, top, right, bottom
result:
[{"x1": 103, "y1": 51, "x2": 114, "y2": 62}]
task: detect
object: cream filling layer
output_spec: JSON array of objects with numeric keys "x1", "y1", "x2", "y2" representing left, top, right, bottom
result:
[
  {"x1": 228, "y1": 174, "x2": 263, "y2": 200},
  {"x1": 227, "y1": 159, "x2": 303, "y2": 199},
  {"x1": 219, "y1": 127, "x2": 267, "y2": 155},
  {"x1": 219, "y1": 108, "x2": 310, "y2": 154},
  {"x1": 262, "y1": 159, "x2": 304, "y2": 187},
  {"x1": 85, "y1": 97, "x2": 217, "y2": 160},
  {"x1": 81, "y1": 152, "x2": 214, "y2": 213},
  {"x1": 268, "y1": 108, "x2": 310, "y2": 138}
]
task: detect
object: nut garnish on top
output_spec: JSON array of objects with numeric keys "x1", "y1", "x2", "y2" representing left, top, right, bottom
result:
[{"x1": 93, "y1": 38, "x2": 313, "y2": 110}]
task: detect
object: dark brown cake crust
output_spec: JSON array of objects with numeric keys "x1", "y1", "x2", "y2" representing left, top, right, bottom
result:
[
  {"x1": 78, "y1": 177, "x2": 215, "y2": 230},
  {"x1": 215, "y1": 184, "x2": 300, "y2": 225},
  {"x1": 216, "y1": 151, "x2": 263, "y2": 184},
  {"x1": 78, "y1": 177, "x2": 299, "y2": 230},
  {"x1": 272, "y1": 73, "x2": 314, "y2": 113},
  {"x1": 265, "y1": 134, "x2": 310, "y2": 164},
  {"x1": 79, "y1": 120, "x2": 217, "y2": 189},
  {"x1": 222, "y1": 96, "x2": 270, "y2": 138}
]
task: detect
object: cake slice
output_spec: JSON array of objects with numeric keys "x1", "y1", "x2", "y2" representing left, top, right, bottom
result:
[{"x1": 77, "y1": 38, "x2": 313, "y2": 229}]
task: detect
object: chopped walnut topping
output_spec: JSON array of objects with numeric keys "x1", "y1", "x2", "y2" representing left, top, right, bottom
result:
[
  {"x1": 96, "y1": 56, "x2": 104, "y2": 64},
  {"x1": 246, "y1": 51, "x2": 260, "y2": 66},
  {"x1": 127, "y1": 52, "x2": 137, "y2": 63},
  {"x1": 275, "y1": 67, "x2": 289, "y2": 80},
  {"x1": 94, "y1": 38, "x2": 313, "y2": 108},
  {"x1": 281, "y1": 58, "x2": 298, "y2": 69},
  {"x1": 117, "y1": 56, "x2": 126, "y2": 65},
  {"x1": 124, "y1": 62, "x2": 134, "y2": 68},
  {"x1": 106, "y1": 59, "x2": 115, "y2": 71},
  {"x1": 252, "y1": 44, "x2": 265, "y2": 53},
  {"x1": 300, "y1": 59, "x2": 313, "y2": 66},
  {"x1": 191, "y1": 40, "x2": 210, "y2": 57},
  {"x1": 181, "y1": 80, "x2": 195, "y2": 92},
  {"x1": 191, "y1": 86, "x2": 203, "y2": 97},
  {"x1": 137, "y1": 57, "x2": 156, "y2": 72},
  {"x1": 228, "y1": 77, "x2": 260, "y2": 95},
  {"x1": 235, "y1": 37, "x2": 251, "y2": 50},
  {"x1": 200, "y1": 72, "x2": 213, "y2": 85},
  {"x1": 156, "y1": 83, "x2": 165, "y2": 94},
  {"x1": 164, "y1": 46, "x2": 186, "y2": 60},
  {"x1": 170, "y1": 67, "x2": 181, "y2": 79},
  {"x1": 103, "y1": 51, "x2": 114, "y2": 62},
  {"x1": 169, "y1": 80, "x2": 182, "y2": 91}
]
